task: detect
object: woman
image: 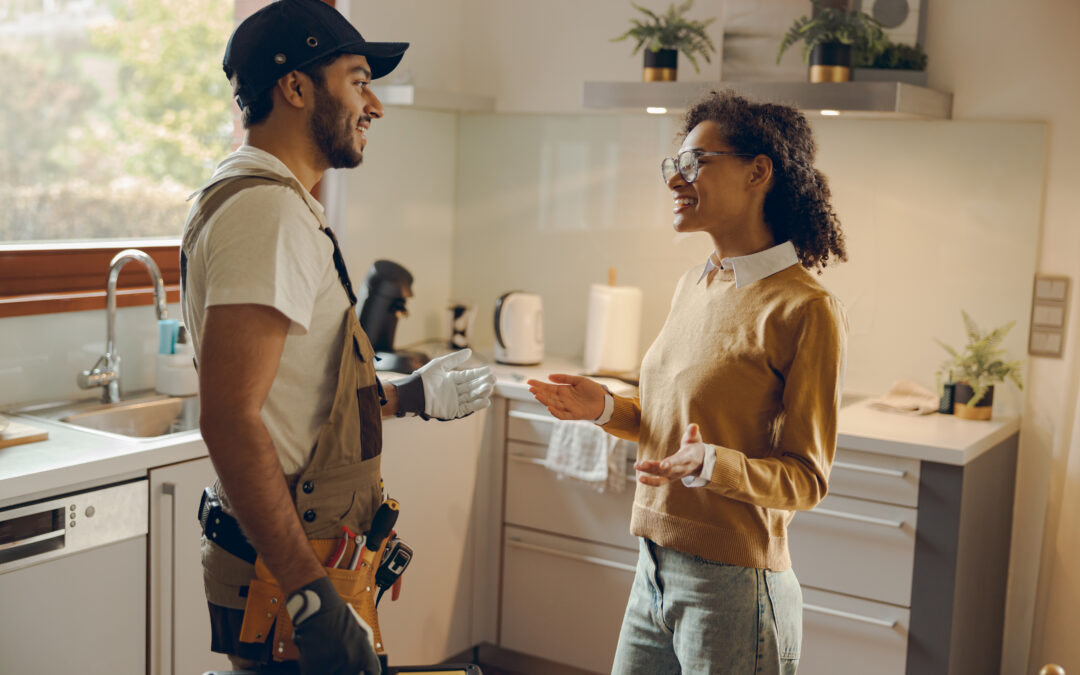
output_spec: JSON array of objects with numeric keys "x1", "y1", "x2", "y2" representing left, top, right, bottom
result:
[{"x1": 528, "y1": 90, "x2": 848, "y2": 675}]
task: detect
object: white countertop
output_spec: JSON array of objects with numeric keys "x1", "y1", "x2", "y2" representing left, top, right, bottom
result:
[
  {"x1": 837, "y1": 399, "x2": 1019, "y2": 466},
  {"x1": 0, "y1": 356, "x2": 1018, "y2": 506}
]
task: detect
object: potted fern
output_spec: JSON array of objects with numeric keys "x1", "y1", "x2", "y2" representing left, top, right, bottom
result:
[
  {"x1": 777, "y1": 1, "x2": 888, "y2": 83},
  {"x1": 612, "y1": 0, "x2": 716, "y2": 82},
  {"x1": 935, "y1": 311, "x2": 1024, "y2": 420}
]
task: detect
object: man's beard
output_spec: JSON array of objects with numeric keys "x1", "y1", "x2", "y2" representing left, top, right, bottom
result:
[{"x1": 310, "y1": 82, "x2": 364, "y2": 169}]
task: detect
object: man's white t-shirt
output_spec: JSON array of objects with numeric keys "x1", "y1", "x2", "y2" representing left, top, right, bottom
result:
[{"x1": 182, "y1": 146, "x2": 351, "y2": 475}]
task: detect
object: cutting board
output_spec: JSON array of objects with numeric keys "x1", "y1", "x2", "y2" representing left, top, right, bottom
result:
[{"x1": 0, "y1": 418, "x2": 49, "y2": 449}]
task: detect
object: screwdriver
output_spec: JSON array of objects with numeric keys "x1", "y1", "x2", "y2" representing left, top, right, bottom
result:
[{"x1": 361, "y1": 498, "x2": 400, "y2": 568}]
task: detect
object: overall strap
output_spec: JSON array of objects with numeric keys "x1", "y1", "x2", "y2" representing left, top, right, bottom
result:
[
  {"x1": 320, "y1": 226, "x2": 358, "y2": 307},
  {"x1": 180, "y1": 174, "x2": 358, "y2": 305}
]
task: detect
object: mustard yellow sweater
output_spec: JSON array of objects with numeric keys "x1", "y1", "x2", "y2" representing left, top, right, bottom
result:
[{"x1": 603, "y1": 262, "x2": 848, "y2": 571}]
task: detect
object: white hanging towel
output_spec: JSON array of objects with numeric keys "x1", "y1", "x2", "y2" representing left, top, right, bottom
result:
[{"x1": 544, "y1": 419, "x2": 631, "y2": 493}]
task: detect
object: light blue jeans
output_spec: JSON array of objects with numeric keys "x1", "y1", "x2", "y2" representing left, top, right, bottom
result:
[{"x1": 611, "y1": 538, "x2": 802, "y2": 674}]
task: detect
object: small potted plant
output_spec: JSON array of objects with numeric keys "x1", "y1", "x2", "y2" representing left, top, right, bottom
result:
[
  {"x1": 935, "y1": 311, "x2": 1024, "y2": 421},
  {"x1": 612, "y1": 0, "x2": 717, "y2": 82},
  {"x1": 777, "y1": 0, "x2": 888, "y2": 83}
]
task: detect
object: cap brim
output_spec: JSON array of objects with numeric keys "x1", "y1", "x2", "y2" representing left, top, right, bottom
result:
[{"x1": 339, "y1": 41, "x2": 409, "y2": 80}]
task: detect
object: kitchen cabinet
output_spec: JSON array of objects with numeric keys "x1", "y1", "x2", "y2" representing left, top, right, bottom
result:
[
  {"x1": 148, "y1": 456, "x2": 231, "y2": 675},
  {"x1": 496, "y1": 398, "x2": 638, "y2": 674},
  {"x1": 375, "y1": 410, "x2": 489, "y2": 666},
  {"x1": 789, "y1": 406, "x2": 1020, "y2": 675}
]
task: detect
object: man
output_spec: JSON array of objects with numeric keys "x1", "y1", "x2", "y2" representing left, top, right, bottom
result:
[{"x1": 179, "y1": 1, "x2": 495, "y2": 673}]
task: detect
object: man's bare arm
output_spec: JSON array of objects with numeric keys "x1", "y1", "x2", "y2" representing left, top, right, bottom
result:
[{"x1": 198, "y1": 304, "x2": 325, "y2": 595}]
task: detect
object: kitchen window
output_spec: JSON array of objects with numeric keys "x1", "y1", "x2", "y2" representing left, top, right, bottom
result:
[{"x1": 0, "y1": 0, "x2": 286, "y2": 317}]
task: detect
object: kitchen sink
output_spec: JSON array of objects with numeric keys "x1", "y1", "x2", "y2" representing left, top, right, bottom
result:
[{"x1": 10, "y1": 392, "x2": 200, "y2": 439}]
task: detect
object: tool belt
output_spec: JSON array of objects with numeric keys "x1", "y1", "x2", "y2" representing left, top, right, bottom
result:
[
  {"x1": 239, "y1": 535, "x2": 392, "y2": 662},
  {"x1": 197, "y1": 485, "x2": 396, "y2": 662}
]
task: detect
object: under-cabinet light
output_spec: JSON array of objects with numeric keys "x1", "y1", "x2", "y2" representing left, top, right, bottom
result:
[
  {"x1": 646, "y1": 107, "x2": 668, "y2": 115},
  {"x1": 820, "y1": 109, "x2": 840, "y2": 116}
]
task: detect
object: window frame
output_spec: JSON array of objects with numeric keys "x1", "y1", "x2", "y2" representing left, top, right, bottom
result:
[
  {"x1": 0, "y1": 241, "x2": 182, "y2": 318},
  {"x1": 1, "y1": 0, "x2": 338, "y2": 320}
]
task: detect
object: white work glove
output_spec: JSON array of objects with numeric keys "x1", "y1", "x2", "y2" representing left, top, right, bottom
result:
[{"x1": 394, "y1": 348, "x2": 495, "y2": 421}]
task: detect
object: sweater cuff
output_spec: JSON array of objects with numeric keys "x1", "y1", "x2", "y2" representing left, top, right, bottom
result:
[
  {"x1": 709, "y1": 445, "x2": 745, "y2": 490},
  {"x1": 682, "y1": 444, "x2": 716, "y2": 488}
]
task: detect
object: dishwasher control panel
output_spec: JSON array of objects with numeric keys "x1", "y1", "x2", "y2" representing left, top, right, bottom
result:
[{"x1": 0, "y1": 478, "x2": 148, "y2": 574}]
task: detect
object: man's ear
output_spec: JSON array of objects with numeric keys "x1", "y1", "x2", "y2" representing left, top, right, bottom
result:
[
  {"x1": 275, "y1": 71, "x2": 307, "y2": 109},
  {"x1": 748, "y1": 154, "x2": 773, "y2": 189}
]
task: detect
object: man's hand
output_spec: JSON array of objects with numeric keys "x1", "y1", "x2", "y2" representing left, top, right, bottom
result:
[
  {"x1": 635, "y1": 423, "x2": 708, "y2": 486},
  {"x1": 288, "y1": 577, "x2": 381, "y2": 675},
  {"x1": 395, "y1": 348, "x2": 495, "y2": 420},
  {"x1": 526, "y1": 374, "x2": 606, "y2": 421}
]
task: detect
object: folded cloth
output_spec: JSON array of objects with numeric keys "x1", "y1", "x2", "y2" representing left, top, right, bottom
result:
[
  {"x1": 869, "y1": 379, "x2": 940, "y2": 415},
  {"x1": 544, "y1": 420, "x2": 632, "y2": 493}
]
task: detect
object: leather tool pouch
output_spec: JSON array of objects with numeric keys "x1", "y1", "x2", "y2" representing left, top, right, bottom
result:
[{"x1": 237, "y1": 535, "x2": 392, "y2": 662}]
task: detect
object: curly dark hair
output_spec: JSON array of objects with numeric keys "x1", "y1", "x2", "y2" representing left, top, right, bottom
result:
[{"x1": 683, "y1": 90, "x2": 847, "y2": 272}]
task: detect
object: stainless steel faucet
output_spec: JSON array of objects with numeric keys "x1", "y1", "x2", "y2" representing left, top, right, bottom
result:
[{"x1": 78, "y1": 249, "x2": 169, "y2": 403}]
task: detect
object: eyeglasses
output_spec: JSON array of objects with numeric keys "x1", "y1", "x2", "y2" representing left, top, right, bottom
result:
[{"x1": 661, "y1": 150, "x2": 755, "y2": 184}]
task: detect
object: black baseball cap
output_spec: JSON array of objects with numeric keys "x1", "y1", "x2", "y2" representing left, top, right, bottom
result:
[{"x1": 224, "y1": 0, "x2": 409, "y2": 109}]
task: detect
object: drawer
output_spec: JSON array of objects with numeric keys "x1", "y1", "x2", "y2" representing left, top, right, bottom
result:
[
  {"x1": 788, "y1": 494, "x2": 917, "y2": 607},
  {"x1": 799, "y1": 586, "x2": 909, "y2": 675},
  {"x1": 505, "y1": 441, "x2": 637, "y2": 550},
  {"x1": 830, "y1": 448, "x2": 920, "y2": 508},
  {"x1": 506, "y1": 399, "x2": 555, "y2": 445},
  {"x1": 500, "y1": 526, "x2": 636, "y2": 674}
]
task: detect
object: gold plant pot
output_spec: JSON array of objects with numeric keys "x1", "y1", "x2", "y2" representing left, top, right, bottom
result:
[
  {"x1": 952, "y1": 383, "x2": 994, "y2": 421},
  {"x1": 809, "y1": 42, "x2": 852, "y2": 83}
]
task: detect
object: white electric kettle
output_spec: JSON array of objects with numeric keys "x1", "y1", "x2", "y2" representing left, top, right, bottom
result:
[{"x1": 494, "y1": 291, "x2": 544, "y2": 365}]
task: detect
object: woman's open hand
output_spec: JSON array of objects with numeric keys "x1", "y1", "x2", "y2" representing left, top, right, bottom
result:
[
  {"x1": 527, "y1": 374, "x2": 606, "y2": 421},
  {"x1": 635, "y1": 423, "x2": 707, "y2": 486}
]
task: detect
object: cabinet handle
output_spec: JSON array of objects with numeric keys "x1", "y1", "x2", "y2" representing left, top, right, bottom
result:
[
  {"x1": 833, "y1": 460, "x2": 907, "y2": 478},
  {"x1": 508, "y1": 410, "x2": 555, "y2": 425},
  {"x1": 506, "y1": 538, "x2": 636, "y2": 573},
  {"x1": 161, "y1": 482, "x2": 177, "y2": 675},
  {"x1": 812, "y1": 507, "x2": 905, "y2": 529},
  {"x1": 508, "y1": 453, "x2": 637, "y2": 483},
  {"x1": 804, "y1": 602, "x2": 897, "y2": 628}
]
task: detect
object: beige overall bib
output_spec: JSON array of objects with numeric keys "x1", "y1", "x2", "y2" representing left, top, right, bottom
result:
[{"x1": 182, "y1": 170, "x2": 390, "y2": 665}]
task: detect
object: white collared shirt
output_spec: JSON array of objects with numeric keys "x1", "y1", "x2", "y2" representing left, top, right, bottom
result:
[{"x1": 696, "y1": 240, "x2": 800, "y2": 288}]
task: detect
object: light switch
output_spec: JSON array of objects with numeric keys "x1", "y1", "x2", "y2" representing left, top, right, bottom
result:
[
  {"x1": 1033, "y1": 304, "x2": 1065, "y2": 327},
  {"x1": 1029, "y1": 275, "x2": 1070, "y2": 358}
]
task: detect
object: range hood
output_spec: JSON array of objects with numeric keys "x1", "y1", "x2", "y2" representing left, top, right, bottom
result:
[{"x1": 583, "y1": 80, "x2": 952, "y2": 119}]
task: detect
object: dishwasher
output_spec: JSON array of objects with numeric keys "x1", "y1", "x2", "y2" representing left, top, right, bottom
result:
[{"x1": 0, "y1": 478, "x2": 148, "y2": 674}]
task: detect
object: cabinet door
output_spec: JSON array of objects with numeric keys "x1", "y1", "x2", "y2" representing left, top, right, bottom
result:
[
  {"x1": 500, "y1": 526, "x2": 636, "y2": 674},
  {"x1": 377, "y1": 411, "x2": 487, "y2": 665},
  {"x1": 800, "y1": 586, "x2": 910, "y2": 675},
  {"x1": 149, "y1": 456, "x2": 231, "y2": 675},
  {"x1": 788, "y1": 494, "x2": 917, "y2": 607},
  {"x1": 505, "y1": 440, "x2": 637, "y2": 550}
]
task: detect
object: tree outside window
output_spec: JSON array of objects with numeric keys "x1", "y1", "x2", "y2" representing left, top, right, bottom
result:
[{"x1": 1, "y1": 0, "x2": 242, "y2": 243}]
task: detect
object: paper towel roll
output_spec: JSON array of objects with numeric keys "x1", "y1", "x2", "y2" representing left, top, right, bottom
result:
[{"x1": 584, "y1": 284, "x2": 643, "y2": 375}]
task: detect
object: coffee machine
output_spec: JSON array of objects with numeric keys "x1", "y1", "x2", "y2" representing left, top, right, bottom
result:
[{"x1": 358, "y1": 260, "x2": 429, "y2": 373}]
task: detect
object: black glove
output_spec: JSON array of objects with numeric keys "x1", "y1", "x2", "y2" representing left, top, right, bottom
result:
[{"x1": 287, "y1": 576, "x2": 381, "y2": 675}]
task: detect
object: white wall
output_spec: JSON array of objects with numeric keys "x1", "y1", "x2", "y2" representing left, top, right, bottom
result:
[
  {"x1": 922, "y1": 1, "x2": 1080, "y2": 672},
  {"x1": 340, "y1": 107, "x2": 459, "y2": 349},
  {"x1": 0, "y1": 302, "x2": 182, "y2": 408}
]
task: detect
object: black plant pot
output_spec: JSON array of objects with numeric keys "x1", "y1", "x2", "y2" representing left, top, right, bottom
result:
[
  {"x1": 643, "y1": 48, "x2": 677, "y2": 82},
  {"x1": 809, "y1": 42, "x2": 852, "y2": 83}
]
